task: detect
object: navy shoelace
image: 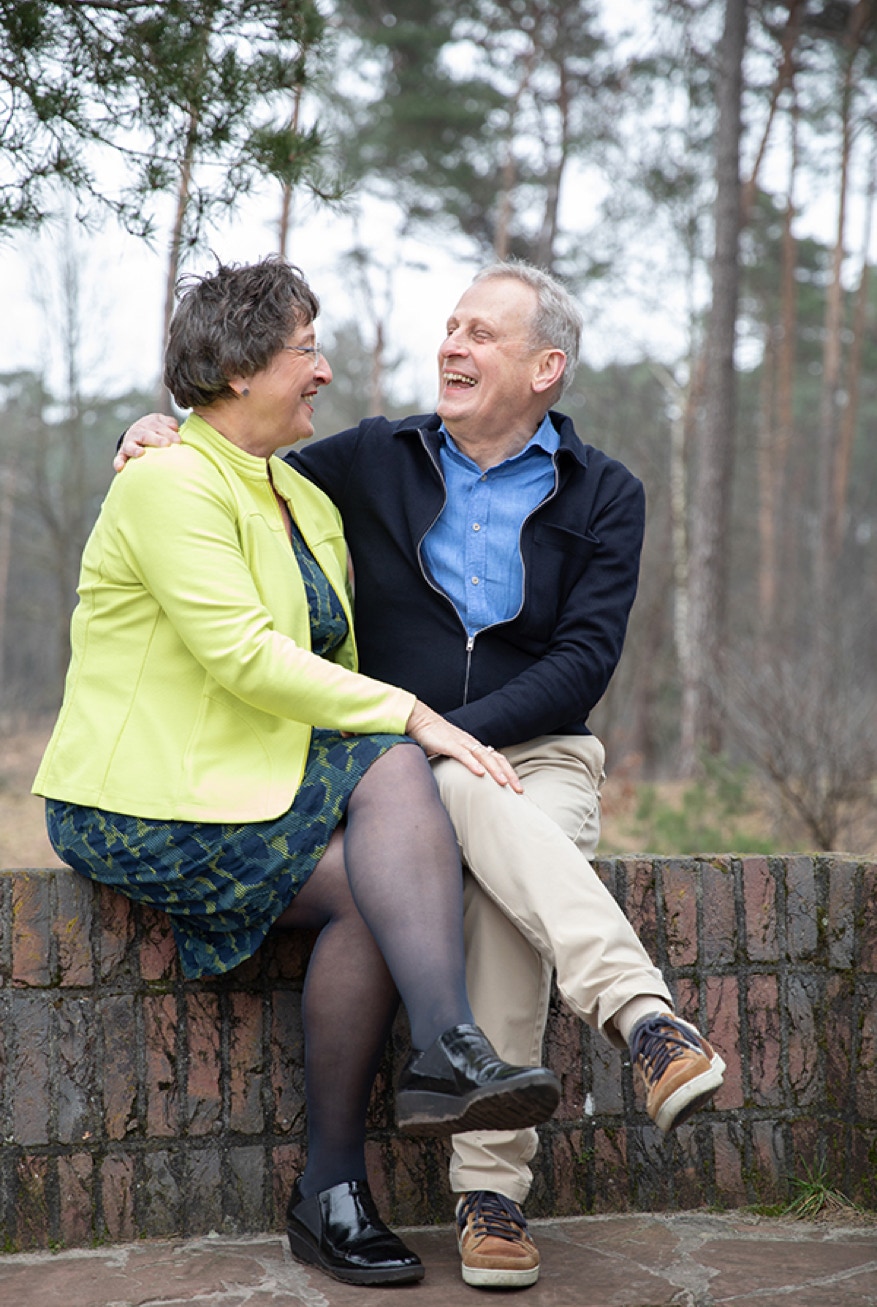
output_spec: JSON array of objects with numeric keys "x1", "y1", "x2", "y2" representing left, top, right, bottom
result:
[
  {"x1": 458, "y1": 1192, "x2": 528, "y2": 1244},
  {"x1": 630, "y1": 1017, "x2": 700, "y2": 1083}
]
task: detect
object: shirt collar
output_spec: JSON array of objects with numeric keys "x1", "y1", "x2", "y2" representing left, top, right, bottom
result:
[{"x1": 439, "y1": 412, "x2": 559, "y2": 470}]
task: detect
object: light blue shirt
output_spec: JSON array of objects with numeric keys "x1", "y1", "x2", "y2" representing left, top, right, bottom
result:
[{"x1": 422, "y1": 414, "x2": 559, "y2": 637}]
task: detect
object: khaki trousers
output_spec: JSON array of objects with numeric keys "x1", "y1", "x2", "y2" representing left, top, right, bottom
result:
[{"x1": 431, "y1": 734, "x2": 671, "y2": 1204}]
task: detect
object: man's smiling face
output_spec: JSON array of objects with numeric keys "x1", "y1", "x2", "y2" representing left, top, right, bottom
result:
[{"x1": 436, "y1": 277, "x2": 548, "y2": 448}]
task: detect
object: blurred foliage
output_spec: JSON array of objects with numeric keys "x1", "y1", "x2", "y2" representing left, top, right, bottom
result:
[
  {"x1": 0, "y1": 0, "x2": 329, "y2": 241},
  {"x1": 609, "y1": 755, "x2": 779, "y2": 856}
]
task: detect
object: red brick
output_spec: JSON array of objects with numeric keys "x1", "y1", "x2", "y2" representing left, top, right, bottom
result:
[
  {"x1": 745, "y1": 974, "x2": 782, "y2": 1106},
  {"x1": 55, "y1": 871, "x2": 94, "y2": 987},
  {"x1": 785, "y1": 856, "x2": 818, "y2": 959},
  {"x1": 705, "y1": 975, "x2": 742, "y2": 1109},
  {"x1": 786, "y1": 976, "x2": 820, "y2": 1108},
  {"x1": 186, "y1": 992, "x2": 221, "y2": 1135},
  {"x1": 858, "y1": 993, "x2": 877, "y2": 1117},
  {"x1": 742, "y1": 858, "x2": 777, "y2": 961},
  {"x1": 750, "y1": 1120, "x2": 784, "y2": 1203},
  {"x1": 144, "y1": 994, "x2": 179, "y2": 1137},
  {"x1": 365, "y1": 1051, "x2": 393, "y2": 1131},
  {"x1": 625, "y1": 859, "x2": 659, "y2": 958},
  {"x1": 551, "y1": 1127, "x2": 589, "y2": 1212},
  {"x1": 826, "y1": 858, "x2": 856, "y2": 968},
  {"x1": 712, "y1": 1123, "x2": 746, "y2": 1205},
  {"x1": 545, "y1": 1002, "x2": 584, "y2": 1118},
  {"x1": 590, "y1": 1033, "x2": 624, "y2": 1116},
  {"x1": 673, "y1": 976, "x2": 699, "y2": 1025},
  {"x1": 672, "y1": 1123, "x2": 710, "y2": 1208},
  {"x1": 702, "y1": 859, "x2": 736, "y2": 965},
  {"x1": 592, "y1": 1127, "x2": 628, "y2": 1213},
  {"x1": 188, "y1": 1146, "x2": 223, "y2": 1230},
  {"x1": 11, "y1": 872, "x2": 52, "y2": 987},
  {"x1": 139, "y1": 906, "x2": 177, "y2": 982},
  {"x1": 847, "y1": 1127, "x2": 877, "y2": 1207},
  {"x1": 140, "y1": 1149, "x2": 181, "y2": 1237},
  {"x1": 101, "y1": 994, "x2": 139, "y2": 1140},
  {"x1": 594, "y1": 858, "x2": 620, "y2": 901},
  {"x1": 388, "y1": 1135, "x2": 450, "y2": 1224},
  {"x1": 14, "y1": 1154, "x2": 51, "y2": 1249},
  {"x1": 364, "y1": 1139, "x2": 391, "y2": 1212},
  {"x1": 56, "y1": 998, "x2": 97, "y2": 1144},
  {"x1": 788, "y1": 1117, "x2": 821, "y2": 1180},
  {"x1": 101, "y1": 1152, "x2": 136, "y2": 1241},
  {"x1": 270, "y1": 991, "x2": 305, "y2": 1134},
  {"x1": 272, "y1": 1141, "x2": 307, "y2": 1225},
  {"x1": 229, "y1": 992, "x2": 265, "y2": 1134},
  {"x1": 98, "y1": 885, "x2": 136, "y2": 981},
  {"x1": 11, "y1": 994, "x2": 51, "y2": 1144},
  {"x1": 860, "y1": 864, "x2": 877, "y2": 972},
  {"x1": 824, "y1": 976, "x2": 855, "y2": 1113},
  {"x1": 662, "y1": 861, "x2": 698, "y2": 967},
  {"x1": 58, "y1": 1153, "x2": 94, "y2": 1245}
]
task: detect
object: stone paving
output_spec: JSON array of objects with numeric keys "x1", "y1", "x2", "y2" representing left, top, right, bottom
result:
[{"x1": 1, "y1": 1210, "x2": 876, "y2": 1307}]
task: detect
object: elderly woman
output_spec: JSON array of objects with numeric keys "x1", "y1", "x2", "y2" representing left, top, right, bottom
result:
[{"x1": 33, "y1": 257, "x2": 559, "y2": 1287}]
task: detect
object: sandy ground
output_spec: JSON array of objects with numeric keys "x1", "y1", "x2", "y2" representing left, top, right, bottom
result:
[{"x1": 1, "y1": 716, "x2": 65, "y2": 868}]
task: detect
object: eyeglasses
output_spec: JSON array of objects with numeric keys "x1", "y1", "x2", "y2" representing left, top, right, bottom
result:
[{"x1": 283, "y1": 343, "x2": 324, "y2": 358}]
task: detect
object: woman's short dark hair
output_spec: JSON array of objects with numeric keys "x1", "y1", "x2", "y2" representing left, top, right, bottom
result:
[{"x1": 163, "y1": 256, "x2": 320, "y2": 409}]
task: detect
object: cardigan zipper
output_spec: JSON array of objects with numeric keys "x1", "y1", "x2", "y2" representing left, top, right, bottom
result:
[{"x1": 416, "y1": 430, "x2": 562, "y2": 708}]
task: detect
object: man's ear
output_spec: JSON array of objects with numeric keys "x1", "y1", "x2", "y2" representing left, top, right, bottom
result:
[{"x1": 532, "y1": 349, "x2": 566, "y2": 396}]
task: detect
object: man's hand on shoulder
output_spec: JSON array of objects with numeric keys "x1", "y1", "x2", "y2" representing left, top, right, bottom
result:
[{"x1": 114, "y1": 414, "x2": 181, "y2": 473}]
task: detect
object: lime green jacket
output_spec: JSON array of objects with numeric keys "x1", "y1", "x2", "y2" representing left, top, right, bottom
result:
[{"x1": 34, "y1": 414, "x2": 415, "y2": 821}]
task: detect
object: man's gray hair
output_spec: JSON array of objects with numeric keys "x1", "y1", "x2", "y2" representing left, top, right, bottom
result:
[{"x1": 472, "y1": 260, "x2": 582, "y2": 395}]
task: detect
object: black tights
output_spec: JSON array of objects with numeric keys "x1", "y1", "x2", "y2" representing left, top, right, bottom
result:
[{"x1": 275, "y1": 743, "x2": 474, "y2": 1197}]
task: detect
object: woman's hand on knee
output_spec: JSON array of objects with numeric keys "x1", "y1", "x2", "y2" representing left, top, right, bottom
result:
[{"x1": 404, "y1": 702, "x2": 524, "y2": 793}]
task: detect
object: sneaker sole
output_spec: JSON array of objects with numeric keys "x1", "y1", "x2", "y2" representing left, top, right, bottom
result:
[
  {"x1": 397, "y1": 1074, "x2": 561, "y2": 1137},
  {"x1": 461, "y1": 1261, "x2": 540, "y2": 1288},
  {"x1": 654, "y1": 1055, "x2": 727, "y2": 1134},
  {"x1": 286, "y1": 1226, "x2": 425, "y2": 1285}
]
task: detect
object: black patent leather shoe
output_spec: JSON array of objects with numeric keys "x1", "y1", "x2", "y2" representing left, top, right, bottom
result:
[
  {"x1": 286, "y1": 1177, "x2": 424, "y2": 1285},
  {"x1": 396, "y1": 1023, "x2": 561, "y2": 1136}
]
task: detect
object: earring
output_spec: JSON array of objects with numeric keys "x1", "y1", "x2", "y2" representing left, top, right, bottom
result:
[{"x1": 241, "y1": 387, "x2": 250, "y2": 397}]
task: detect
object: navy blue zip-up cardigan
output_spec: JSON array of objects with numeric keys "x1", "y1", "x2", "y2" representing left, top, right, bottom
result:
[{"x1": 288, "y1": 410, "x2": 644, "y2": 748}]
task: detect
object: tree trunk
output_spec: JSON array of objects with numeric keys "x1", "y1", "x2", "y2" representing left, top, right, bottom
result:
[
  {"x1": 0, "y1": 463, "x2": 16, "y2": 698},
  {"x1": 832, "y1": 134, "x2": 875, "y2": 556},
  {"x1": 679, "y1": 0, "x2": 747, "y2": 773},
  {"x1": 493, "y1": 48, "x2": 535, "y2": 259},
  {"x1": 535, "y1": 64, "x2": 570, "y2": 270},
  {"x1": 278, "y1": 83, "x2": 304, "y2": 258},
  {"x1": 757, "y1": 94, "x2": 799, "y2": 638},
  {"x1": 814, "y1": 67, "x2": 853, "y2": 611},
  {"x1": 814, "y1": 0, "x2": 870, "y2": 610},
  {"x1": 157, "y1": 117, "x2": 198, "y2": 412},
  {"x1": 774, "y1": 99, "x2": 799, "y2": 635},
  {"x1": 740, "y1": 0, "x2": 803, "y2": 225},
  {"x1": 756, "y1": 327, "x2": 778, "y2": 628}
]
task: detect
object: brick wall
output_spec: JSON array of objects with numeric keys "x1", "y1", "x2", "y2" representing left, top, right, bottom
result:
[{"x1": 1, "y1": 855, "x2": 875, "y2": 1251}]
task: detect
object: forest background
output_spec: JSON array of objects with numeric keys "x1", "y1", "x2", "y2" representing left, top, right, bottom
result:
[{"x1": 1, "y1": 0, "x2": 875, "y2": 864}]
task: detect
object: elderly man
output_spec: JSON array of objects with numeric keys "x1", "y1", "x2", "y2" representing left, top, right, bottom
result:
[{"x1": 120, "y1": 259, "x2": 725, "y2": 1290}]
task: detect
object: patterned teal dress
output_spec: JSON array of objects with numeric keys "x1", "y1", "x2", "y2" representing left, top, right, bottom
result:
[{"x1": 46, "y1": 519, "x2": 410, "y2": 979}]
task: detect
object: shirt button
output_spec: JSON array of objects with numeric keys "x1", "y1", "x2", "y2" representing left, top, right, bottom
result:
[
  {"x1": 471, "y1": 577, "x2": 479, "y2": 585},
  {"x1": 472, "y1": 523, "x2": 481, "y2": 531}
]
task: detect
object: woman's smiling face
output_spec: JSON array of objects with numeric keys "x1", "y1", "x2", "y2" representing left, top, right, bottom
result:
[{"x1": 234, "y1": 322, "x2": 332, "y2": 454}]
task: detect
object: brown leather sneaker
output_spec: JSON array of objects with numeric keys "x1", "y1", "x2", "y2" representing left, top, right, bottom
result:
[
  {"x1": 630, "y1": 1013, "x2": 726, "y2": 1133},
  {"x1": 455, "y1": 1190, "x2": 540, "y2": 1288}
]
